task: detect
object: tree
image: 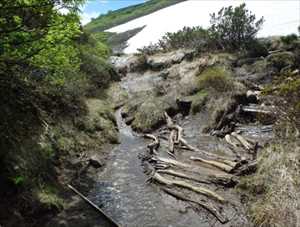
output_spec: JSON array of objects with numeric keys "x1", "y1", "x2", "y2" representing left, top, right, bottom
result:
[
  {"x1": 209, "y1": 3, "x2": 264, "y2": 50},
  {"x1": 0, "y1": 0, "x2": 84, "y2": 68}
]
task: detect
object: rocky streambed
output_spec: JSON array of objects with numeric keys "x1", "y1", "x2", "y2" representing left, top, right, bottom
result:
[{"x1": 85, "y1": 50, "x2": 279, "y2": 226}]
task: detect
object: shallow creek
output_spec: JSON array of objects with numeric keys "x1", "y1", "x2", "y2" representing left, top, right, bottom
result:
[{"x1": 86, "y1": 108, "x2": 269, "y2": 226}]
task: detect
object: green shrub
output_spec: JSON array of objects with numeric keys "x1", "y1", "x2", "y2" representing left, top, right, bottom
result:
[
  {"x1": 266, "y1": 51, "x2": 295, "y2": 71},
  {"x1": 209, "y1": 3, "x2": 264, "y2": 50},
  {"x1": 280, "y1": 34, "x2": 298, "y2": 45},
  {"x1": 197, "y1": 66, "x2": 233, "y2": 92}
]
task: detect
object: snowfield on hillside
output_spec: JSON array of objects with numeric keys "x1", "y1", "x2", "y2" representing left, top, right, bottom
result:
[{"x1": 107, "y1": 0, "x2": 300, "y2": 53}]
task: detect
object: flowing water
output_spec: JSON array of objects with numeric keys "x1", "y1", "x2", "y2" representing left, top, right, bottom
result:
[{"x1": 88, "y1": 109, "x2": 216, "y2": 227}]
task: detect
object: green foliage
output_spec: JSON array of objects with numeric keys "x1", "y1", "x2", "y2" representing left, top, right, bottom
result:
[
  {"x1": 36, "y1": 185, "x2": 64, "y2": 210},
  {"x1": 280, "y1": 34, "x2": 298, "y2": 45},
  {"x1": 0, "y1": 0, "x2": 84, "y2": 65},
  {"x1": 197, "y1": 66, "x2": 233, "y2": 92},
  {"x1": 209, "y1": 3, "x2": 264, "y2": 50},
  {"x1": 138, "y1": 26, "x2": 215, "y2": 55},
  {"x1": 85, "y1": 0, "x2": 185, "y2": 32},
  {"x1": 244, "y1": 39, "x2": 268, "y2": 58},
  {"x1": 11, "y1": 175, "x2": 25, "y2": 185},
  {"x1": 266, "y1": 51, "x2": 295, "y2": 71},
  {"x1": 138, "y1": 4, "x2": 264, "y2": 55},
  {"x1": 189, "y1": 91, "x2": 208, "y2": 114}
]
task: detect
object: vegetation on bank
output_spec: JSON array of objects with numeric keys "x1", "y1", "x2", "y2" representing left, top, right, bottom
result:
[
  {"x1": 0, "y1": 0, "x2": 118, "y2": 224},
  {"x1": 84, "y1": 0, "x2": 186, "y2": 33}
]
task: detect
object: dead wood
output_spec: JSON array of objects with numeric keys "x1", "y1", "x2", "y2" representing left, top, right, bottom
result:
[
  {"x1": 232, "y1": 160, "x2": 257, "y2": 176},
  {"x1": 144, "y1": 134, "x2": 160, "y2": 154},
  {"x1": 152, "y1": 156, "x2": 192, "y2": 169},
  {"x1": 152, "y1": 172, "x2": 225, "y2": 203},
  {"x1": 190, "y1": 156, "x2": 234, "y2": 173},
  {"x1": 157, "y1": 169, "x2": 211, "y2": 184},
  {"x1": 231, "y1": 132, "x2": 253, "y2": 151},
  {"x1": 162, "y1": 188, "x2": 229, "y2": 224},
  {"x1": 241, "y1": 105, "x2": 273, "y2": 115},
  {"x1": 169, "y1": 130, "x2": 176, "y2": 153},
  {"x1": 225, "y1": 134, "x2": 239, "y2": 148}
]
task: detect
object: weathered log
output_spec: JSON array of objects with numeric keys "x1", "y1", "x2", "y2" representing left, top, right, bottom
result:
[
  {"x1": 190, "y1": 156, "x2": 234, "y2": 173},
  {"x1": 144, "y1": 134, "x2": 160, "y2": 154},
  {"x1": 152, "y1": 156, "x2": 192, "y2": 169},
  {"x1": 241, "y1": 105, "x2": 273, "y2": 115},
  {"x1": 225, "y1": 134, "x2": 239, "y2": 148},
  {"x1": 169, "y1": 130, "x2": 176, "y2": 153},
  {"x1": 231, "y1": 132, "x2": 253, "y2": 151},
  {"x1": 162, "y1": 188, "x2": 228, "y2": 224},
  {"x1": 157, "y1": 169, "x2": 211, "y2": 184},
  {"x1": 232, "y1": 160, "x2": 257, "y2": 176},
  {"x1": 152, "y1": 172, "x2": 225, "y2": 203}
]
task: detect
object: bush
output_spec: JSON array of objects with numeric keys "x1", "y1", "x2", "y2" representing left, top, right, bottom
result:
[
  {"x1": 245, "y1": 39, "x2": 269, "y2": 58},
  {"x1": 138, "y1": 26, "x2": 214, "y2": 55},
  {"x1": 209, "y1": 3, "x2": 264, "y2": 51},
  {"x1": 266, "y1": 51, "x2": 295, "y2": 71},
  {"x1": 280, "y1": 34, "x2": 298, "y2": 45},
  {"x1": 197, "y1": 66, "x2": 233, "y2": 92}
]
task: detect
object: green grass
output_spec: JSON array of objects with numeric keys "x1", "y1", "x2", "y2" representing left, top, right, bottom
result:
[
  {"x1": 84, "y1": 0, "x2": 186, "y2": 32},
  {"x1": 197, "y1": 66, "x2": 233, "y2": 93}
]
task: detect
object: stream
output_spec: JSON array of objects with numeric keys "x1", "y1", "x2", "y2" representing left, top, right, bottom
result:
[{"x1": 88, "y1": 109, "x2": 213, "y2": 227}]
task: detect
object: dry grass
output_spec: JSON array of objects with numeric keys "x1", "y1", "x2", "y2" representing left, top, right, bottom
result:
[{"x1": 239, "y1": 141, "x2": 300, "y2": 227}]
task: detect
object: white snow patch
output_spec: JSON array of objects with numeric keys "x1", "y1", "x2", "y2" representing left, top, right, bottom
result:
[{"x1": 107, "y1": 0, "x2": 300, "y2": 53}]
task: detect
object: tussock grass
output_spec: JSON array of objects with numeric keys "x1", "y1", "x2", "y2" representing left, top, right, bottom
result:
[{"x1": 239, "y1": 141, "x2": 300, "y2": 227}]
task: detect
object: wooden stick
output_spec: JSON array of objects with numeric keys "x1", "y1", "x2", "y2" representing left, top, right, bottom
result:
[
  {"x1": 190, "y1": 156, "x2": 233, "y2": 173},
  {"x1": 144, "y1": 134, "x2": 160, "y2": 154},
  {"x1": 152, "y1": 156, "x2": 192, "y2": 169},
  {"x1": 162, "y1": 188, "x2": 228, "y2": 224},
  {"x1": 152, "y1": 173, "x2": 225, "y2": 203},
  {"x1": 157, "y1": 169, "x2": 211, "y2": 184},
  {"x1": 231, "y1": 132, "x2": 253, "y2": 151},
  {"x1": 67, "y1": 184, "x2": 120, "y2": 227},
  {"x1": 169, "y1": 130, "x2": 176, "y2": 153},
  {"x1": 225, "y1": 134, "x2": 239, "y2": 148}
]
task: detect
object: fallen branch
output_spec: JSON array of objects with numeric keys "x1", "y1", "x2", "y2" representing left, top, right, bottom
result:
[
  {"x1": 157, "y1": 169, "x2": 211, "y2": 184},
  {"x1": 152, "y1": 156, "x2": 192, "y2": 169},
  {"x1": 152, "y1": 172, "x2": 225, "y2": 203},
  {"x1": 162, "y1": 188, "x2": 228, "y2": 224},
  {"x1": 225, "y1": 134, "x2": 239, "y2": 148},
  {"x1": 68, "y1": 184, "x2": 120, "y2": 227},
  {"x1": 231, "y1": 132, "x2": 253, "y2": 151},
  {"x1": 169, "y1": 130, "x2": 176, "y2": 153},
  {"x1": 190, "y1": 156, "x2": 234, "y2": 173},
  {"x1": 144, "y1": 134, "x2": 160, "y2": 154}
]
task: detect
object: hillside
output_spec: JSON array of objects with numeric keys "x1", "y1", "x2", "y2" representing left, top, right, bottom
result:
[{"x1": 84, "y1": 0, "x2": 186, "y2": 32}]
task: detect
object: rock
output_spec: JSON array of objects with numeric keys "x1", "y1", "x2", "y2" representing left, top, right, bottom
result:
[
  {"x1": 146, "y1": 49, "x2": 191, "y2": 71},
  {"x1": 125, "y1": 116, "x2": 135, "y2": 125},
  {"x1": 89, "y1": 155, "x2": 103, "y2": 168},
  {"x1": 246, "y1": 90, "x2": 261, "y2": 103}
]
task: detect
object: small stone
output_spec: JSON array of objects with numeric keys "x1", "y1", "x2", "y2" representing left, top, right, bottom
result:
[{"x1": 89, "y1": 156, "x2": 102, "y2": 168}]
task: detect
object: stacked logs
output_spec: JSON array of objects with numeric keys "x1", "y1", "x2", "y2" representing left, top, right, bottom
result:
[{"x1": 142, "y1": 112, "x2": 259, "y2": 224}]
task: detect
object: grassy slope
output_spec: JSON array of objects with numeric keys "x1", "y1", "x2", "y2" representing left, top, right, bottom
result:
[{"x1": 84, "y1": 0, "x2": 186, "y2": 32}]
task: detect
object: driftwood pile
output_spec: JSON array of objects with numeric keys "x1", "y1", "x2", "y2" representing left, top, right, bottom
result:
[{"x1": 142, "y1": 112, "x2": 259, "y2": 224}]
